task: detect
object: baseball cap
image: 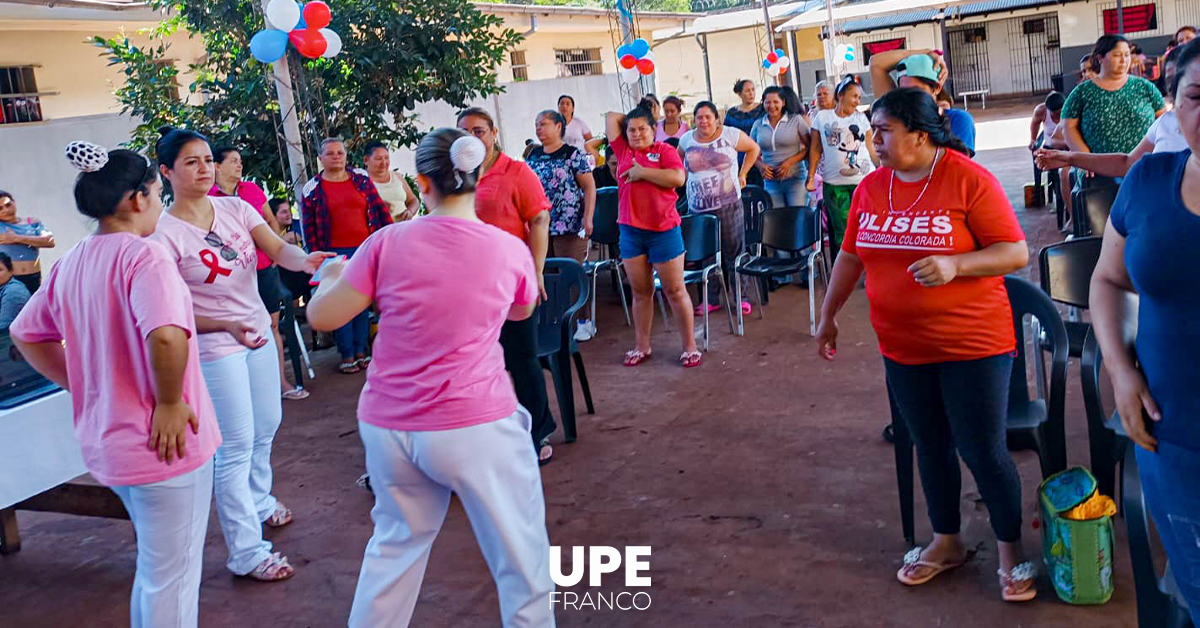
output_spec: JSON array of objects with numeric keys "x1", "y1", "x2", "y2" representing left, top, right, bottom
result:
[{"x1": 896, "y1": 54, "x2": 940, "y2": 84}]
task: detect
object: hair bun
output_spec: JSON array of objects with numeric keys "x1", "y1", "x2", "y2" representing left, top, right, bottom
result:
[
  {"x1": 64, "y1": 141, "x2": 110, "y2": 173},
  {"x1": 157, "y1": 125, "x2": 176, "y2": 137},
  {"x1": 449, "y1": 135, "x2": 486, "y2": 172}
]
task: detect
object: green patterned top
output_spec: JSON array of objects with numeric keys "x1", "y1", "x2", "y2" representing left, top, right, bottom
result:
[{"x1": 1062, "y1": 76, "x2": 1164, "y2": 154}]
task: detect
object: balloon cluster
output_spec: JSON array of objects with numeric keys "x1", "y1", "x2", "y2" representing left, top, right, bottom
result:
[
  {"x1": 617, "y1": 38, "x2": 654, "y2": 84},
  {"x1": 835, "y1": 43, "x2": 857, "y2": 63},
  {"x1": 762, "y1": 48, "x2": 792, "y2": 76},
  {"x1": 250, "y1": 0, "x2": 344, "y2": 63}
]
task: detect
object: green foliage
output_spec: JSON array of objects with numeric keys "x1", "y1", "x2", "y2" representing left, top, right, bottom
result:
[
  {"x1": 94, "y1": 0, "x2": 521, "y2": 192},
  {"x1": 479, "y1": 0, "x2": 693, "y2": 12}
]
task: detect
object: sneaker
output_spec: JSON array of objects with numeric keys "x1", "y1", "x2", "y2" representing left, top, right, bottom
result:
[{"x1": 574, "y1": 319, "x2": 597, "y2": 342}]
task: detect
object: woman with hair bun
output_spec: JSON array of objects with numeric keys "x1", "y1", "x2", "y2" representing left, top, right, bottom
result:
[
  {"x1": 817, "y1": 88, "x2": 1034, "y2": 602},
  {"x1": 12, "y1": 142, "x2": 221, "y2": 627},
  {"x1": 150, "y1": 126, "x2": 333, "y2": 582},
  {"x1": 306, "y1": 128, "x2": 554, "y2": 628}
]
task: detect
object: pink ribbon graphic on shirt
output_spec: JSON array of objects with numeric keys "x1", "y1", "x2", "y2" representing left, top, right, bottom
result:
[{"x1": 199, "y1": 249, "x2": 232, "y2": 284}]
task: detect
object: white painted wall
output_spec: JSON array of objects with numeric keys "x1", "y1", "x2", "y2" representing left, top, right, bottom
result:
[{"x1": 0, "y1": 114, "x2": 139, "y2": 266}]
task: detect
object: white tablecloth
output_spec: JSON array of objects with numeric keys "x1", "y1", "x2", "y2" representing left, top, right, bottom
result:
[{"x1": 0, "y1": 391, "x2": 85, "y2": 509}]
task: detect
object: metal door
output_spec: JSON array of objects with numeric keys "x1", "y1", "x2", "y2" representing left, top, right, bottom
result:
[
  {"x1": 1007, "y1": 14, "x2": 1061, "y2": 94},
  {"x1": 946, "y1": 23, "x2": 990, "y2": 96}
]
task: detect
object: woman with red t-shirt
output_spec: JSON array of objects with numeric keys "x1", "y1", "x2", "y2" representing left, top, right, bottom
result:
[
  {"x1": 456, "y1": 107, "x2": 559, "y2": 464},
  {"x1": 816, "y1": 89, "x2": 1036, "y2": 602},
  {"x1": 605, "y1": 106, "x2": 700, "y2": 368}
]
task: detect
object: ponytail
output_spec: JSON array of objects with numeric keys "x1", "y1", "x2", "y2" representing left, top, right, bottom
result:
[{"x1": 871, "y1": 88, "x2": 971, "y2": 157}]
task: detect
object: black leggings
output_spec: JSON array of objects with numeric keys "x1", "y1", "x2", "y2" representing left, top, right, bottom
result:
[
  {"x1": 499, "y1": 316, "x2": 556, "y2": 449},
  {"x1": 885, "y1": 353, "x2": 1023, "y2": 542}
]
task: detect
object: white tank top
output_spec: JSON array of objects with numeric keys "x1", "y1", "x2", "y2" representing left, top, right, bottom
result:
[
  {"x1": 1042, "y1": 114, "x2": 1060, "y2": 141},
  {"x1": 372, "y1": 172, "x2": 412, "y2": 221}
]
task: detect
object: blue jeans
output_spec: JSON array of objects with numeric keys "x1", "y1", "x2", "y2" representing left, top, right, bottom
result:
[
  {"x1": 331, "y1": 246, "x2": 371, "y2": 360},
  {"x1": 1137, "y1": 441, "x2": 1200, "y2": 624},
  {"x1": 762, "y1": 163, "x2": 809, "y2": 208},
  {"x1": 884, "y1": 353, "x2": 1023, "y2": 542}
]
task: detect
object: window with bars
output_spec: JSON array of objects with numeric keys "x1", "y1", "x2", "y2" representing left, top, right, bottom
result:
[
  {"x1": 0, "y1": 66, "x2": 44, "y2": 125},
  {"x1": 862, "y1": 38, "x2": 907, "y2": 64},
  {"x1": 1098, "y1": 1, "x2": 1163, "y2": 35},
  {"x1": 554, "y1": 48, "x2": 602, "y2": 77},
  {"x1": 510, "y1": 50, "x2": 529, "y2": 82}
]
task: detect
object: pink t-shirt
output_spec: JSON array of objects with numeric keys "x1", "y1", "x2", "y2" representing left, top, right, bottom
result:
[
  {"x1": 342, "y1": 216, "x2": 538, "y2": 431},
  {"x1": 10, "y1": 233, "x2": 221, "y2": 486},
  {"x1": 150, "y1": 196, "x2": 271, "y2": 362},
  {"x1": 209, "y1": 181, "x2": 272, "y2": 270}
]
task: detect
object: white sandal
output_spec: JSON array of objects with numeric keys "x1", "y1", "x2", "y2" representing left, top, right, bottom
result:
[
  {"x1": 242, "y1": 552, "x2": 295, "y2": 582},
  {"x1": 998, "y1": 562, "x2": 1037, "y2": 602}
]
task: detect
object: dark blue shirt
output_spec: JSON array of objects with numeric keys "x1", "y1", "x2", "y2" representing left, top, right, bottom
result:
[
  {"x1": 1110, "y1": 149, "x2": 1200, "y2": 452},
  {"x1": 946, "y1": 108, "x2": 976, "y2": 154}
]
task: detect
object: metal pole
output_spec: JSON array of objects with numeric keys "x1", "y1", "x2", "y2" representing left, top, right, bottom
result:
[
  {"x1": 697, "y1": 32, "x2": 714, "y2": 102},
  {"x1": 617, "y1": 0, "x2": 644, "y2": 102},
  {"x1": 261, "y1": 0, "x2": 308, "y2": 202},
  {"x1": 824, "y1": 0, "x2": 838, "y2": 83},
  {"x1": 1116, "y1": 0, "x2": 1124, "y2": 34}
]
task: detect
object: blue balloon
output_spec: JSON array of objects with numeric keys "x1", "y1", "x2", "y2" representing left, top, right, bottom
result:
[
  {"x1": 617, "y1": 44, "x2": 631, "y2": 58},
  {"x1": 762, "y1": 59, "x2": 772, "y2": 69},
  {"x1": 775, "y1": 48, "x2": 786, "y2": 58},
  {"x1": 295, "y1": 4, "x2": 307, "y2": 29},
  {"x1": 630, "y1": 38, "x2": 650, "y2": 58},
  {"x1": 250, "y1": 29, "x2": 289, "y2": 63}
]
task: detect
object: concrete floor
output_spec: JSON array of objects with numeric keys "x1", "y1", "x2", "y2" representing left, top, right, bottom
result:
[{"x1": 0, "y1": 102, "x2": 1142, "y2": 627}]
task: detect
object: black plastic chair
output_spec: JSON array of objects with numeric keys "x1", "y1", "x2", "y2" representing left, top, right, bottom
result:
[
  {"x1": 1082, "y1": 329, "x2": 1192, "y2": 628},
  {"x1": 893, "y1": 276, "x2": 1069, "y2": 546},
  {"x1": 1074, "y1": 184, "x2": 1118, "y2": 238},
  {"x1": 1038, "y1": 236, "x2": 1103, "y2": 358},
  {"x1": 583, "y1": 187, "x2": 630, "y2": 331},
  {"x1": 537, "y1": 258, "x2": 593, "y2": 443},
  {"x1": 733, "y1": 206, "x2": 826, "y2": 337},
  {"x1": 653, "y1": 213, "x2": 735, "y2": 350},
  {"x1": 740, "y1": 185, "x2": 771, "y2": 252}
]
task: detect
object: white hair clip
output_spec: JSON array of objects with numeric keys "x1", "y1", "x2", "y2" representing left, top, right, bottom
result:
[
  {"x1": 449, "y1": 135, "x2": 486, "y2": 173},
  {"x1": 65, "y1": 141, "x2": 110, "y2": 173}
]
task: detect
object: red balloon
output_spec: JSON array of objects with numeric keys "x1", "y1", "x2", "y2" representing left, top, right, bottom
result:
[
  {"x1": 637, "y1": 58, "x2": 655, "y2": 75},
  {"x1": 302, "y1": 1, "x2": 332, "y2": 30},
  {"x1": 619, "y1": 54, "x2": 637, "y2": 69},
  {"x1": 290, "y1": 29, "x2": 327, "y2": 58},
  {"x1": 778, "y1": 65, "x2": 788, "y2": 76},
  {"x1": 766, "y1": 52, "x2": 778, "y2": 63}
]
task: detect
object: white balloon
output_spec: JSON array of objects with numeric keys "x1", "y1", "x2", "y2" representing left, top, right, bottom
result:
[
  {"x1": 778, "y1": 56, "x2": 792, "y2": 70},
  {"x1": 319, "y1": 28, "x2": 342, "y2": 58},
  {"x1": 619, "y1": 67, "x2": 640, "y2": 84},
  {"x1": 639, "y1": 50, "x2": 655, "y2": 63},
  {"x1": 768, "y1": 62, "x2": 780, "y2": 75},
  {"x1": 834, "y1": 43, "x2": 849, "y2": 58},
  {"x1": 265, "y1": 0, "x2": 300, "y2": 31}
]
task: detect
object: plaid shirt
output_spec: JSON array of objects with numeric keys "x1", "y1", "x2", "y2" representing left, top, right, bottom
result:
[{"x1": 301, "y1": 170, "x2": 393, "y2": 251}]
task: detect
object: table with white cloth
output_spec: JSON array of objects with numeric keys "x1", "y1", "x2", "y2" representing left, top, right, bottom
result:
[{"x1": 0, "y1": 391, "x2": 128, "y2": 554}]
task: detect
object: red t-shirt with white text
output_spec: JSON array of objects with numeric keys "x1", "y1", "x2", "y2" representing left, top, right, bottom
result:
[
  {"x1": 611, "y1": 136, "x2": 684, "y2": 232},
  {"x1": 842, "y1": 149, "x2": 1025, "y2": 365}
]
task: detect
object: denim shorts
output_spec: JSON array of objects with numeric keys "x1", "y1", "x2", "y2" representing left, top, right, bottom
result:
[{"x1": 618, "y1": 224, "x2": 685, "y2": 264}]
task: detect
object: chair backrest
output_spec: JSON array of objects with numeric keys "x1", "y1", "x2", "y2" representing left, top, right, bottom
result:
[
  {"x1": 538, "y1": 258, "x2": 590, "y2": 331},
  {"x1": 1076, "y1": 184, "x2": 1118, "y2": 238},
  {"x1": 680, "y1": 213, "x2": 721, "y2": 265},
  {"x1": 1038, "y1": 236, "x2": 1103, "y2": 309},
  {"x1": 741, "y1": 185, "x2": 772, "y2": 247},
  {"x1": 760, "y1": 206, "x2": 820, "y2": 253},
  {"x1": 592, "y1": 187, "x2": 620, "y2": 246},
  {"x1": 1005, "y1": 275, "x2": 1069, "y2": 411}
]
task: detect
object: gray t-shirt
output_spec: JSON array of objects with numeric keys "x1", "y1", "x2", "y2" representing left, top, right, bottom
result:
[
  {"x1": 750, "y1": 113, "x2": 810, "y2": 169},
  {"x1": 679, "y1": 126, "x2": 743, "y2": 213}
]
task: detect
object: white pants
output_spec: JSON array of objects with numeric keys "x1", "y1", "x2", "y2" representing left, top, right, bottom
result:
[
  {"x1": 349, "y1": 408, "x2": 556, "y2": 628},
  {"x1": 111, "y1": 459, "x2": 214, "y2": 628},
  {"x1": 200, "y1": 337, "x2": 283, "y2": 575}
]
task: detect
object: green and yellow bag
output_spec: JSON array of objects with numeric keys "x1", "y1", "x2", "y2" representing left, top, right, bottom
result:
[{"x1": 1038, "y1": 466, "x2": 1115, "y2": 604}]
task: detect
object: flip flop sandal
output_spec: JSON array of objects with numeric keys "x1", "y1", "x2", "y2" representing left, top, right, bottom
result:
[
  {"x1": 241, "y1": 552, "x2": 295, "y2": 582},
  {"x1": 692, "y1": 303, "x2": 721, "y2": 316},
  {"x1": 623, "y1": 349, "x2": 652, "y2": 367},
  {"x1": 264, "y1": 502, "x2": 294, "y2": 528},
  {"x1": 679, "y1": 350, "x2": 702, "y2": 368},
  {"x1": 896, "y1": 547, "x2": 965, "y2": 586},
  {"x1": 538, "y1": 436, "x2": 554, "y2": 467},
  {"x1": 741, "y1": 301, "x2": 753, "y2": 315},
  {"x1": 281, "y1": 387, "x2": 310, "y2": 400},
  {"x1": 998, "y1": 562, "x2": 1038, "y2": 602},
  {"x1": 338, "y1": 361, "x2": 361, "y2": 374},
  {"x1": 356, "y1": 356, "x2": 373, "y2": 368}
]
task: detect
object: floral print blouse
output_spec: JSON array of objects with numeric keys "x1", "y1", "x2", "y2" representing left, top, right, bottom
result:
[{"x1": 526, "y1": 144, "x2": 593, "y2": 236}]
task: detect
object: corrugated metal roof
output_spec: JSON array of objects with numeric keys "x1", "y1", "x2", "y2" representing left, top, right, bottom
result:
[{"x1": 829, "y1": 0, "x2": 1070, "y2": 34}]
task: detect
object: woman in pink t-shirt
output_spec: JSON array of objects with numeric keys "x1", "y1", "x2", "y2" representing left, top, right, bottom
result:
[
  {"x1": 605, "y1": 106, "x2": 701, "y2": 368},
  {"x1": 306, "y1": 128, "x2": 554, "y2": 627},
  {"x1": 150, "y1": 127, "x2": 332, "y2": 582},
  {"x1": 12, "y1": 143, "x2": 221, "y2": 628},
  {"x1": 209, "y1": 146, "x2": 307, "y2": 401}
]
